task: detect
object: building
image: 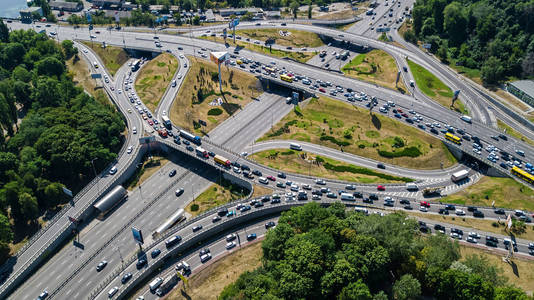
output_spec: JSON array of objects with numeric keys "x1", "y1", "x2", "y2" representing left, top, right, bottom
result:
[
  {"x1": 205, "y1": 9, "x2": 215, "y2": 22},
  {"x1": 264, "y1": 10, "x2": 281, "y2": 19},
  {"x1": 20, "y1": 6, "x2": 42, "y2": 23},
  {"x1": 219, "y1": 7, "x2": 263, "y2": 17},
  {"x1": 104, "y1": 10, "x2": 131, "y2": 19},
  {"x1": 122, "y1": 2, "x2": 137, "y2": 10},
  {"x1": 49, "y1": 1, "x2": 83, "y2": 12},
  {"x1": 91, "y1": 0, "x2": 124, "y2": 8},
  {"x1": 507, "y1": 80, "x2": 534, "y2": 107}
]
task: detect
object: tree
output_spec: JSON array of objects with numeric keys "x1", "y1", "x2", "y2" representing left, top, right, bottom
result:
[
  {"x1": 308, "y1": 2, "x2": 312, "y2": 19},
  {"x1": 481, "y1": 56, "x2": 504, "y2": 84},
  {"x1": 35, "y1": 57, "x2": 64, "y2": 77},
  {"x1": 290, "y1": 1, "x2": 300, "y2": 19},
  {"x1": 443, "y1": 2, "x2": 468, "y2": 46},
  {"x1": 18, "y1": 192, "x2": 39, "y2": 223},
  {"x1": 0, "y1": 20, "x2": 9, "y2": 43},
  {"x1": 437, "y1": 42, "x2": 448, "y2": 63},
  {"x1": 192, "y1": 16, "x2": 200, "y2": 25},
  {"x1": 0, "y1": 213, "x2": 13, "y2": 243},
  {"x1": 393, "y1": 274, "x2": 421, "y2": 300},
  {"x1": 61, "y1": 40, "x2": 78, "y2": 59},
  {"x1": 403, "y1": 29, "x2": 417, "y2": 44},
  {"x1": 338, "y1": 280, "x2": 372, "y2": 300},
  {"x1": 494, "y1": 286, "x2": 530, "y2": 300},
  {"x1": 437, "y1": 269, "x2": 495, "y2": 300},
  {"x1": 521, "y1": 52, "x2": 534, "y2": 77},
  {"x1": 462, "y1": 254, "x2": 507, "y2": 286}
]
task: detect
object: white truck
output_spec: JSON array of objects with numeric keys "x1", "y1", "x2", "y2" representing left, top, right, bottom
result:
[
  {"x1": 405, "y1": 183, "x2": 418, "y2": 191},
  {"x1": 451, "y1": 169, "x2": 469, "y2": 182},
  {"x1": 340, "y1": 193, "x2": 355, "y2": 201},
  {"x1": 149, "y1": 277, "x2": 163, "y2": 292}
]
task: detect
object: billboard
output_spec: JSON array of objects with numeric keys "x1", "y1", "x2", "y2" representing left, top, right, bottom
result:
[
  {"x1": 132, "y1": 227, "x2": 144, "y2": 244},
  {"x1": 395, "y1": 71, "x2": 401, "y2": 84},
  {"x1": 210, "y1": 51, "x2": 228, "y2": 65},
  {"x1": 292, "y1": 91, "x2": 299, "y2": 103},
  {"x1": 85, "y1": 11, "x2": 92, "y2": 23},
  {"x1": 91, "y1": 73, "x2": 102, "y2": 79},
  {"x1": 228, "y1": 18, "x2": 240, "y2": 28},
  {"x1": 422, "y1": 43, "x2": 432, "y2": 49}
]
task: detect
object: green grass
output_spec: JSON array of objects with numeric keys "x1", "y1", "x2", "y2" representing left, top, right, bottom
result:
[
  {"x1": 257, "y1": 97, "x2": 457, "y2": 170},
  {"x1": 497, "y1": 119, "x2": 534, "y2": 146},
  {"x1": 81, "y1": 41, "x2": 128, "y2": 77},
  {"x1": 235, "y1": 28, "x2": 324, "y2": 48},
  {"x1": 250, "y1": 149, "x2": 414, "y2": 183},
  {"x1": 407, "y1": 59, "x2": 468, "y2": 114},
  {"x1": 186, "y1": 179, "x2": 250, "y2": 217},
  {"x1": 440, "y1": 176, "x2": 534, "y2": 211}
]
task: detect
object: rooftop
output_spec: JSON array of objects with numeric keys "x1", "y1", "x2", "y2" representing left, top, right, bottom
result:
[{"x1": 510, "y1": 80, "x2": 534, "y2": 98}]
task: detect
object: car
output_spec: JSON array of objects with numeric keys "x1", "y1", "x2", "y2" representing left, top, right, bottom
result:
[
  {"x1": 96, "y1": 260, "x2": 108, "y2": 271},
  {"x1": 121, "y1": 272, "x2": 132, "y2": 284},
  {"x1": 267, "y1": 175, "x2": 276, "y2": 181},
  {"x1": 126, "y1": 146, "x2": 133, "y2": 154},
  {"x1": 444, "y1": 204, "x2": 456, "y2": 210},
  {"x1": 419, "y1": 206, "x2": 428, "y2": 212},
  {"x1": 150, "y1": 248, "x2": 161, "y2": 258},
  {"x1": 377, "y1": 185, "x2": 385, "y2": 191},
  {"x1": 182, "y1": 140, "x2": 190, "y2": 145},
  {"x1": 169, "y1": 169, "x2": 177, "y2": 177},
  {"x1": 277, "y1": 172, "x2": 286, "y2": 178},
  {"x1": 199, "y1": 248, "x2": 210, "y2": 257},
  {"x1": 109, "y1": 166, "x2": 117, "y2": 175},
  {"x1": 175, "y1": 188, "x2": 184, "y2": 196},
  {"x1": 37, "y1": 290, "x2": 49, "y2": 300},
  {"x1": 315, "y1": 179, "x2": 326, "y2": 185},
  {"x1": 420, "y1": 201, "x2": 430, "y2": 208},
  {"x1": 226, "y1": 241, "x2": 237, "y2": 250},
  {"x1": 247, "y1": 233, "x2": 257, "y2": 241},
  {"x1": 265, "y1": 221, "x2": 276, "y2": 229},
  {"x1": 494, "y1": 208, "x2": 505, "y2": 214},
  {"x1": 108, "y1": 286, "x2": 119, "y2": 298},
  {"x1": 377, "y1": 163, "x2": 386, "y2": 169},
  {"x1": 186, "y1": 145, "x2": 194, "y2": 151},
  {"x1": 434, "y1": 224, "x2": 445, "y2": 233},
  {"x1": 399, "y1": 199, "x2": 410, "y2": 205},
  {"x1": 136, "y1": 258, "x2": 147, "y2": 269},
  {"x1": 192, "y1": 224, "x2": 203, "y2": 232},
  {"x1": 473, "y1": 210, "x2": 484, "y2": 218},
  {"x1": 252, "y1": 170, "x2": 262, "y2": 176},
  {"x1": 455, "y1": 209, "x2": 466, "y2": 216},
  {"x1": 403, "y1": 205, "x2": 413, "y2": 210}
]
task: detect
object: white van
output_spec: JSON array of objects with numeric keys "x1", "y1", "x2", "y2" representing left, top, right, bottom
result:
[
  {"x1": 258, "y1": 177, "x2": 268, "y2": 184},
  {"x1": 108, "y1": 286, "x2": 119, "y2": 298},
  {"x1": 354, "y1": 207, "x2": 369, "y2": 215},
  {"x1": 340, "y1": 193, "x2": 355, "y2": 201},
  {"x1": 132, "y1": 127, "x2": 137, "y2": 134},
  {"x1": 149, "y1": 277, "x2": 163, "y2": 292},
  {"x1": 460, "y1": 115, "x2": 472, "y2": 123},
  {"x1": 289, "y1": 143, "x2": 302, "y2": 151},
  {"x1": 405, "y1": 183, "x2": 418, "y2": 190}
]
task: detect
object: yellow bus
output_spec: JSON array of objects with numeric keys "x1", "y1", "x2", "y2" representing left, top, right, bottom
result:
[
  {"x1": 265, "y1": 66, "x2": 275, "y2": 73},
  {"x1": 280, "y1": 74, "x2": 293, "y2": 83},
  {"x1": 445, "y1": 132, "x2": 461, "y2": 145},
  {"x1": 511, "y1": 166, "x2": 534, "y2": 184}
]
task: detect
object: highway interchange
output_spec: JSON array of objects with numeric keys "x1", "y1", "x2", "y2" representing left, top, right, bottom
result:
[{"x1": 2, "y1": 8, "x2": 534, "y2": 300}]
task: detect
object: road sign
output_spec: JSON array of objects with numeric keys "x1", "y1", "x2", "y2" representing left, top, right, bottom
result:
[
  {"x1": 62, "y1": 186, "x2": 73, "y2": 197},
  {"x1": 422, "y1": 43, "x2": 432, "y2": 49},
  {"x1": 91, "y1": 73, "x2": 102, "y2": 79},
  {"x1": 210, "y1": 51, "x2": 228, "y2": 65},
  {"x1": 292, "y1": 91, "x2": 299, "y2": 103},
  {"x1": 85, "y1": 12, "x2": 92, "y2": 23},
  {"x1": 131, "y1": 227, "x2": 144, "y2": 244},
  {"x1": 452, "y1": 90, "x2": 460, "y2": 101},
  {"x1": 228, "y1": 18, "x2": 240, "y2": 29}
]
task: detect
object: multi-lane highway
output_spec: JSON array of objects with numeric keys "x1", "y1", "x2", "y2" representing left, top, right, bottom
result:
[{"x1": 2, "y1": 16, "x2": 534, "y2": 300}]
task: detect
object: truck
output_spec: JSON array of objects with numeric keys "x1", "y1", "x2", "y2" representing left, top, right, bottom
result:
[
  {"x1": 153, "y1": 208, "x2": 186, "y2": 238},
  {"x1": 179, "y1": 129, "x2": 201, "y2": 145},
  {"x1": 451, "y1": 170, "x2": 469, "y2": 182},
  {"x1": 149, "y1": 277, "x2": 163, "y2": 292},
  {"x1": 162, "y1": 115, "x2": 172, "y2": 129},
  {"x1": 422, "y1": 186, "x2": 444, "y2": 197},
  {"x1": 195, "y1": 146, "x2": 208, "y2": 158},
  {"x1": 340, "y1": 193, "x2": 355, "y2": 201},
  {"x1": 214, "y1": 154, "x2": 231, "y2": 167},
  {"x1": 156, "y1": 274, "x2": 178, "y2": 296},
  {"x1": 131, "y1": 59, "x2": 141, "y2": 72},
  {"x1": 460, "y1": 115, "x2": 472, "y2": 123}
]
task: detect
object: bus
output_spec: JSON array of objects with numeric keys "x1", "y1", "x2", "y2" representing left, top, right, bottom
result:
[
  {"x1": 445, "y1": 132, "x2": 461, "y2": 145},
  {"x1": 265, "y1": 66, "x2": 275, "y2": 73},
  {"x1": 280, "y1": 74, "x2": 293, "y2": 83},
  {"x1": 289, "y1": 143, "x2": 302, "y2": 151},
  {"x1": 162, "y1": 115, "x2": 172, "y2": 129},
  {"x1": 214, "y1": 154, "x2": 231, "y2": 167},
  {"x1": 511, "y1": 166, "x2": 534, "y2": 184},
  {"x1": 131, "y1": 59, "x2": 141, "y2": 71}
]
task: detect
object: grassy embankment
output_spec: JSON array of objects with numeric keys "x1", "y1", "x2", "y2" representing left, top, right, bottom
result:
[
  {"x1": 407, "y1": 59, "x2": 468, "y2": 114},
  {"x1": 440, "y1": 176, "x2": 534, "y2": 212},
  {"x1": 235, "y1": 28, "x2": 324, "y2": 48},
  {"x1": 66, "y1": 55, "x2": 110, "y2": 106},
  {"x1": 81, "y1": 42, "x2": 128, "y2": 77},
  {"x1": 258, "y1": 97, "x2": 457, "y2": 170},
  {"x1": 497, "y1": 120, "x2": 534, "y2": 146},
  {"x1": 199, "y1": 35, "x2": 316, "y2": 63},
  {"x1": 251, "y1": 149, "x2": 413, "y2": 183},
  {"x1": 168, "y1": 242, "x2": 263, "y2": 300},
  {"x1": 123, "y1": 156, "x2": 169, "y2": 190},
  {"x1": 342, "y1": 49, "x2": 408, "y2": 94},
  {"x1": 169, "y1": 57, "x2": 261, "y2": 135},
  {"x1": 134, "y1": 53, "x2": 179, "y2": 112}
]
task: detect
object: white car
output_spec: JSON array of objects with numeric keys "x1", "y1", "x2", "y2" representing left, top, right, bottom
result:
[
  {"x1": 233, "y1": 166, "x2": 241, "y2": 174},
  {"x1": 117, "y1": 89, "x2": 122, "y2": 94},
  {"x1": 226, "y1": 241, "x2": 237, "y2": 250},
  {"x1": 127, "y1": 146, "x2": 133, "y2": 154},
  {"x1": 466, "y1": 236, "x2": 477, "y2": 243},
  {"x1": 240, "y1": 152, "x2": 248, "y2": 157},
  {"x1": 177, "y1": 73, "x2": 182, "y2": 79},
  {"x1": 109, "y1": 166, "x2": 117, "y2": 175},
  {"x1": 419, "y1": 206, "x2": 428, "y2": 212},
  {"x1": 450, "y1": 232, "x2": 462, "y2": 239},
  {"x1": 82, "y1": 48, "x2": 88, "y2": 53},
  {"x1": 455, "y1": 209, "x2": 466, "y2": 216},
  {"x1": 315, "y1": 179, "x2": 326, "y2": 185},
  {"x1": 132, "y1": 127, "x2": 137, "y2": 134},
  {"x1": 226, "y1": 233, "x2": 237, "y2": 242},
  {"x1": 468, "y1": 232, "x2": 481, "y2": 239}
]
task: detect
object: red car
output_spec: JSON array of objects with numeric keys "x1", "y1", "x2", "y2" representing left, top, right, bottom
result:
[
  {"x1": 266, "y1": 175, "x2": 276, "y2": 181},
  {"x1": 319, "y1": 88, "x2": 326, "y2": 93},
  {"x1": 397, "y1": 109, "x2": 403, "y2": 113},
  {"x1": 147, "y1": 119, "x2": 154, "y2": 126},
  {"x1": 420, "y1": 201, "x2": 430, "y2": 208},
  {"x1": 401, "y1": 113, "x2": 409, "y2": 118},
  {"x1": 377, "y1": 185, "x2": 385, "y2": 191}
]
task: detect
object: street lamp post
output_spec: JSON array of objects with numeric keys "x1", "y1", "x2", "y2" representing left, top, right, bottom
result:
[{"x1": 91, "y1": 158, "x2": 100, "y2": 194}]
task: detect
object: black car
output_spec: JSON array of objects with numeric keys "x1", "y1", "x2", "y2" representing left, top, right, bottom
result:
[
  {"x1": 271, "y1": 198, "x2": 281, "y2": 204},
  {"x1": 252, "y1": 170, "x2": 262, "y2": 176},
  {"x1": 182, "y1": 140, "x2": 190, "y2": 145},
  {"x1": 419, "y1": 225, "x2": 430, "y2": 233},
  {"x1": 377, "y1": 163, "x2": 386, "y2": 169},
  {"x1": 121, "y1": 272, "x2": 132, "y2": 284},
  {"x1": 186, "y1": 145, "x2": 194, "y2": 151},
  {"x1": 254, "y1": 202, "x2": 264, "y2": 208},
  {"x1": 438, "y1": 208, "x2": 449, "y2": 215},
  {"x1": 399, "y1": 199, "x2": 410, "y2": 205},
  {"x1": 278, "y1": 172, "x2": 286, "y2": 178},
  {"x1": 241, "y1": 164, "x2": 250, "y2": 171},
  {"x1": 151, "y1": 249, "x2": 161, "y2": 258},
  {"x1": 192, "y1": 224, "x2": 203, "y2": 232},
  {"x1": 434, "y1": 224, "x2": 445, "y2": 232},
  {"x1": 486, "y1": 236, "x2": 498, "y2": 243},
  {"x1": 384, "y1": 200, "x2": 394, "y2": 207},
  {"x1": 430, "y1": 128, "x2": 439, "y2": 134},
  {"x1": 494, "y1": 208, "x2": 505, "y2": 214},
  {"x1": 486, "y1": 240, "x2": 498, "y2": 247},
  {"x1": 212, "y1": 215, "x2": 221, "y2": 222},
  {"x1": 404, "y1": 205, "x2": 413, "y2": 210},
  {"x1": 451, "y1": 228, "x2": 463, "y2": 235},
  {"x1": 217, "y1": 208, "x2": 229, "y2": 216},
  {"x1": 169, "y1": 169, "x2": 177, "y2": 177},
  {"x1": 363, "y1": 198, "x2": 373, "y2": 203},
  {"x1": 369, "y1": 194, "x2": 378, "y2": 200},
  {"x1": 353, "y1": 191, "x2": 363, "y2": 198},
  {"x1": 261, "y1": 195, "x2": 271, "y2": 202},
  {"x1": 467, "y1": 206, "x2": 476, "y2": 212},
  {"x1": 473, "y1": 210, "x2": 484, "y2": 218},
  {"x1": 265, "y1": 221, "x2": 276, "y2": 229},
  {"x1": 136, "y1": 258, "x2": 147, "y2": 269},
  {"x1": 444, "y1": 204, "x2": 456, "y2": 210},
  {"x1": 208, "y1": 151, "x2": 215, "y2": 157}
]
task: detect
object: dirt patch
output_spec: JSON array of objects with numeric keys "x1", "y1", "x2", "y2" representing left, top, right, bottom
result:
[
  {"x1": 169, "y1": 57, "x2": 261, "y2": 135},
  {"x1": 258, "y1": 97, "x2": 456, "y2": 170},
  {"x1": 235, "y1": 28, "x2": 323, "y2": 48},
  {"x1": 251, "y1": 184, "x2": 274, "y2": 198},
  {"x1": 168, "y1": 242, "x2": 262, "y2": 300},
  {"x1": 81, "y1": 42, "x2": 128, "y2": 77},
  {"x1": 185, "y1": 178, "x2": 250, "y2": 217},
  {"x1": 135, "y1": 53, "x2": 179, "y2": 112}
]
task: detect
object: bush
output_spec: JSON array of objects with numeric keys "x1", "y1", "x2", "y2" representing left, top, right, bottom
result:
[
  {"x1": 378, "y1": 146, "x2": 422, "y2": 158},
  {"x1": 190, "y1": 204, "x2": 199, "y2": 211},
  {"x1": 320, "y1": 134, "x2": 350, "y2": 147},
  {"x1": 322, "y1": 162, "x2": 413, "y2": 182},
  {"x1": 207, "y1": 108, "x2": 223, "y2": 116}
]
